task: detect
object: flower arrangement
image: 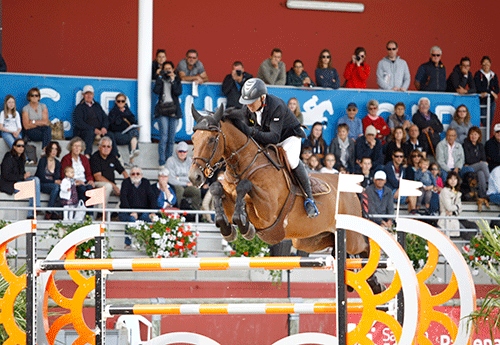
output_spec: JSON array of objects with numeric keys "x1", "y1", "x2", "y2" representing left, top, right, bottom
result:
[
  {"x1": 463, "y1": 220, "x2": 500, "y2": 273},
  {"x1": 225, "y1": 232, "x2": 270, "y2": 258},
  {"x1": 128, "y1": 210, "x2": 198, "y2": 258},
  {"x1": 405, "y1": 233, "x2": 429, "y2": 270}
]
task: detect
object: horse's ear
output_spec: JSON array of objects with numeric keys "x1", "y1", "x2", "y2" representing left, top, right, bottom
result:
[
  {"x1": 213, "y1": 104, "x2": 224, "y2": 123},
  {"x1": 191, "y1": 104, "x2": 204, "y2": 124}
]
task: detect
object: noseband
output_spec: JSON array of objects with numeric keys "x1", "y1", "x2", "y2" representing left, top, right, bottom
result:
[{"x1": 192, "y1": 125, "x2": 226, "y2": 178}]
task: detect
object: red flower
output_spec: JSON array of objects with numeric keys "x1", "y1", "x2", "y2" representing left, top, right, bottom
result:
[
  {"x1": 183, "y1": 211, "x2": 187, "y2": 216},
  {"x1": 469, "y1": 255, "x2": 474, "y2": 260},
  {"x1": 186, "y1": 231, "x2": 192, "y2": 236},
  {"x1": 174, "y1": 244, "x2": 180, "y2": 249},
  {"x1": 244, "y1": 251, "x2": 248, "y2": 256},
  {"x1": 180, "y1": 238, "x2": 185, "y2": 243},
  {"x1": 230, "y1": 250, "x2": 236, "y2": 256},
  {"x1": 86, "y1": 248, "x2": 90, "y2": 252},
  {"x1": 179, "y1": 227, "x2": 184, "y2": 232},
  {"x1": 475, "y1": 244, "x2": 479, "y2": 247},
  {"x1": 150, "y1": 225, "x2": 153, "y2": 228}
]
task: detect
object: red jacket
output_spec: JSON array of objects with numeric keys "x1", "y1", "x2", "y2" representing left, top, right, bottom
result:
[
  {"x1": 362, "y1": 116, "x2": 390, "y2": 144},
  {"x1": 343, "y1": 62, "x2": 370, "y2": 89},
  {"x1": 60, "y1": 153, "x2": 94, "y2": 182}
]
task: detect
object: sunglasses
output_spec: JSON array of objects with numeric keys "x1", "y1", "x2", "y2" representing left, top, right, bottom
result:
[
  {"x1": 369, "y1": 106, "x2": 378, "y2": 110},
  {"x1": 101, "y1": 145, "x2": 112, "y2": 148},
  {"x1": 116, "y1": 100, "x2": 126, "y2": 103},
  {"x1": 431, "y1": 168, "x2": 439, "y2": 171},
  {"x1": 303, "y1": 150, "x2": 312, "y2": 154},
  {"x1": 411, "y1": 155, "x2": 422, "y2": 158},
  {"x1": 387, "y1": 47, "x2": 397, "y2": 51},
  {"x1": 130, "y1": 172, "x2": 141, "y2": 176},
  {"x1": 178, "y1": 150, "x2": 188, "y2": 153},
  {"x1": 394, "y1": 155, "x2": 404, "y2": 158},
  {"x1": 431, "y1": 54, "x2": 441, "y2": 57},
  {"x1": 322, "y1": 55, "x2": 331, "y2": 59},
  {"x1": 347, "y1": 108, "x2": 357, "y2": 111},
  {"x1": 15, "y1": 144, "x2": 25, "y2": 147},
  {"x1": 30, "y1": 94, "x2": 40, "y2": 97}
]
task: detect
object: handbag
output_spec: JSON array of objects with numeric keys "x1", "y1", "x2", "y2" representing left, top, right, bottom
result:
[
  {"x1": 73, "y1": 199, "x2": 87, "y2": 222},
  {"x1": 25, "y1": 144, "x2": 38, "y2": 164},
  {"x1": 50, "y1": 121, "x2": 65, "y2": 140},
  {"x1": 158, "y1": 101, "x2": 177, "y2": 117}
]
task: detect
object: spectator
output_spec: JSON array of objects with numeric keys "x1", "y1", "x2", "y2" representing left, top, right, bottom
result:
[
  {"x1": 90, "y1": 136, "x2": 129, "y2": 210},
  {"x1": 402, "y1": 124, "x2": 429, "y2": 158},
  {"x1": 166, "y1": 141, "x2": 202, "y2": 210},
  {"x1": 35, "y1": 141, "x2": 62, "y2": 220},
  {"x1": 408, "y1": 149, "x2": 423, "y2": 175},
  {"x1": 153, "y1": 61, "x2": 183, "y2": 166},
  {"x1": 359, "y1": 157, "x2": 373, "y2": 188},
  {"x1": 0, "y1": 54, "x2": 6, "y2": 72},
  {"x1": 257, "y1": 48, "x2": 286, "y2": 85},
  {"x1": 315, "y1": 49, "x2": 340, "y2": 89},
  {"x1": 463, "y1": 126, "x2": 489, "y2": 198},
  {"x1": 286, "y1": 60, "x2": 314, "y2": 87},
  {"x1": 329, "y1": 123, "x2": 355, "y2": 173},
  {"x1": 344, "y1": 47, "x2": 370, "y2": 89},
  {"x1": 487, "y1": 165, "x2": 500, "y2": 206},
  {"x1": 437, "y1": 171, "x2": 462, "y2": 237},
  {"x1": 60, "y1": 137, "x2": 95, "y2": 202},
  {"x1": 152, "y1": 49, "x2": 167, "y2": 80},
  {"x1": 355, "y1": 125, "x2": 384, "y2": 173},
  {"x1": 300, "y1": 145, "x2": 313, "y2": 165},
  {"x1": 73, "y1": 85, "x2": 118, "y2": 157},
  {"x1": 22, "y1": 87, "x2": 52, "y2": 151},
  {"x1": 108, "y1": 93, "x2": 140, "y2": 167},
  {"x1": 383, "y1": 126, "x2": 405, "y2": 164},
  {"x1": 446, "y1": 57, "x2": 476, "y2": 94},
  {"x1": 376, "y1": 40, "x2": 411, "y2": 91},
  {"x1": 411, "y1": 97, "x2": 443, "y2": 157},
  {"x1": 415, "y1": 158, "x2": 436, "y2": 214},
  {"x1": 474, "y1": 56, "x2": 499, "y2": 126},
  {"x1": 307, "y1": 154, "x2": 322, "y2": 172},
  {"x1": 337, "y1": 103, "x2": 363, "y2": 140},
  {"x1": 152, "y1": 167, "x2": 177, "y2": 209},
  {"x1": 287, "y1": 98, "x2": 303, "y2": 124},
  {"x1": 0, "y1": 138, "x2": 40, "y2": 219},
  {"x1": 320, "y1": 153, "x2": 338, "y2": 174},
  {"x1": 429, "y1": 162, "x2": 443, "y2": 214},
  {"x1": 176, "y1": 49, "x2": 209, "y2": 84},
  {"x1": 364, "y1": 170, "x2": 394, "y2": 228},
  {"x1": 303, "y1": 122, "x2": 326, "y2": 160},
  {"x1": 387, "y1": 102, "x2": 412, "y2": 136},
  {"x1": 436, "y1": 128, "x2": 465, "y2": 181},
  {"x1": 383, "y1": 148, "x2": 417, "y2": 214},
  {"x1": 222, "y1": 61, "x2": 253, "y2": 109},
  {"x1": 362, "y1": 100, "x2": 390, "y2": 144},
  {"x1": 60, "y1": 166, "x2": 78, "y2": 221},
  {"x1": 414, "y1": 46, "x2": 446, "y2": 91},
  {"x1": 0, "y1": 95, "x2": 22, "y2": 148},
  {"x1": 485, "y1": 123, "x2": 500, "y2": 171},
  {"x1": 449, "y1": 105, "x2": 473, "y2": 145}
]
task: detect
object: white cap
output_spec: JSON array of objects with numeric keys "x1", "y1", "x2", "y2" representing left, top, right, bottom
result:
[
  {"x1": 374, "y1": 170, "x2": 386, "y2": 180},
  {"x1": 83, "y1": 85, "x2": 94, "y2": 94},
  {"x1": 494, "y1": 123, "x2": 500, "y2": 132},
  {"x1": 177, "y1": 141, "x2": 189, "y2": 152},
  {"x1": 158, "y1": 167, "x2": 170, "y2": 177},
  {"x1": 365, "y1": 125, "x2": 377, "y2": 136}
]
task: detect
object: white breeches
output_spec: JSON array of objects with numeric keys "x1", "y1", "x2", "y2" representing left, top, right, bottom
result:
[{"x1": 278, "y1": 136, "x2": 302, "y2": 169}]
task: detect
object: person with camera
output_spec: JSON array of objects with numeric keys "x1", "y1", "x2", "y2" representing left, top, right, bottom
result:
[
  {"x1": 153, "y1": 61, "x2": 183, "y2": 167},
  {"x1": 343, "y1": 47, "x2": 371, "y2": 89},
  {"x1": 152, "y1": 49, "x2": 167, "y2": 80},
  {"x1": 176, "y1": 49, "x2": 209, "y2": 84},
  {"x1": 222, "y1": 61, "x2": 253, "y2": 109},
  {"x1": 376, "y1": 40, "x2": 411, "y2": 91}
]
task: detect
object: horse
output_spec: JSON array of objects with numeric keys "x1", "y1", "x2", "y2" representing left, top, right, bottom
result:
[{"x1": 188, "y1": 105, "x2": 369, "y2": 256}]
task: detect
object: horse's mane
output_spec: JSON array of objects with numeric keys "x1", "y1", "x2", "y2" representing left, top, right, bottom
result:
[{"x1": 221, "y1": 107, "x2": 251, "y2": 128}]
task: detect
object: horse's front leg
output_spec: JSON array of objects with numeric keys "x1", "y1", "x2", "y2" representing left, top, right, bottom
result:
[
  {"x1": 210, "y1": 181, "x2": 237, "y2": 242},
  {"x1": 231, "y1": 179, "x2": 256, "y2": 240}
]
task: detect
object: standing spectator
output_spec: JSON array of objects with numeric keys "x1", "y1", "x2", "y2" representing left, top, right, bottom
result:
[
  {"x1": 108, "y1": 93, "x2": 140, "y2": 167},
  {"x1": 383, "y1": 126, "x2": 405, "y2": 164},
  {"x1": 343, "y1": 47, "x2": 370, "y2": 89},
  {"x1": 0, "y1": 95, "x2": 23, "y2": 148},
  {"x1": 315, "y1": 49, "x2": 339, "y2": 89},
  {"x1": 337, "y1": 103, "x2": 363, "y2": 140},
  {"x1": 474, "y1": 56, "x2": 499, "y2": 126},
  {"x1": 90, "y1": 136, "x2": 129, "y2": 210},
  {"x1": 0, "y1": 54, "x2": 6, "y2": 72},
  {"x1": 257, "y1": 48, "x2": 286, "y2": 85},
  {"x1": 437, "y1": 171, "x2": 462, "y2": 237},
  {"x1": 412, "y1": 97, "x2": 443, "y2": 157},
  {"x1": 60, "y1": 166, "x2": 78, "y2": 221},
  {"x1": 152, "y1": 49, "x2": 167, "y2": 80},
  {"x1": 435, "y1": 128, "x2": 464, "y2": 181},
  {"x1": 463, "y1": 126, "x2": 489, "y2": 198},
  {"x1": 414, "y1": 46, "x2": 446, "y2": 91},
  {"x1": 287, "y1": 98, "x2": 303, "y2": 124},
  {"x1": 60, "y1": 137, "x2": 95, "y2": 202},
  {"x1": 362, "y1": 100, "x2": 390, "y2": 144},
  {"x1": 176, "y1": 49, "x2": 209, "y2": 84},
  {"x1": 355, "y1": 125, "x2": 384, "y2": 173},
  {"x1": 35, "y1": 141, "x2": 62, "y2": 220},
  {"x1": 320, "y1": 153, "x2": 338, "y2": 174},
  {"x1": 487, "y1": 165, "x2": 500, "y2": 206},
  {"x1": 22, "y1": 87, "x2": 52, "y2": 151},
  {"x1": 485, "y1": 123, "x2": 500, "y2": 171},
  {"x1": 152, "y1": 167, "x2": 177, "y2": 209},
  {"x1": 166, "y1": 141, "x2": 202, "y2": 210},
  {"x1": 376, "y1": 40, "x2": 411, "y2": 91},
  {"x1": 329, "y1": 123, "x2": 355, "y2": 173},
  {"x1": 429, "y1": 162, "x2": 443, "y2": 214},
  {"x1": 446, "y1": 57, "x2": 476, "y2": 94},
  {"x1": 383, "y1": 148, "x2": 417, "y2": 214},
  {"x1": 222, "y1": 61, "x2": 252, "y2": 109},
  {"x1": 153, "y1": 61, "x2": 183, "y2": 166},
  {"x1": 364, "y1": 170, "x2": 394, "y2": 228},
  {"x1": 286, "y1": 60, "x2": 314, "y2": 87},
  {"x1": 449, "y1": 105, "x2": 473, "y2": 144},
  {"x1": 402, "y1": 125, "x2": 429, "y2": 158},
  {"x1": 387, "y1": 102, "x2": 412, "y2": 136},
  {"x1": 303, "y1": 122, "x2": 327, "y2": 161}
]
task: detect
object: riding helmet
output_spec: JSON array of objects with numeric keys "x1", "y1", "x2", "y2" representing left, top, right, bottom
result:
[{"x1": 239, "y1": 78, "x2": 267, "y2": 105}]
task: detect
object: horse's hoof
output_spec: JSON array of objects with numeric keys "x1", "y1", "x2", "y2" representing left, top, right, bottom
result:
[
  {"x1": 222, "y1": 225, "x2": 238, "y2": 242},
  {"x1": 241, "y1": 223, "x2": 256, "y2": 241},
  {"x1": 232, "y1": 212, "x2": 249, "y2": 234},
  {"x1": 215, "y1": 214, "x2": 230, "y2": 230}
]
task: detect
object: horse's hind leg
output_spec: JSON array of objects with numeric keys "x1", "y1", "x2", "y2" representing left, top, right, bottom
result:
[
  {"x1": 210, "y1": 181, "x2": 237, "y2": 242},
  {"x1": 231, "y1": 179, "x2": 255, "y2": 240}
]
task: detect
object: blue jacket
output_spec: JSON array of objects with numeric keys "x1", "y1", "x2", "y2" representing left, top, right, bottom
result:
[
  {"x1": 415, "y1": 59, "x2": 446, "y2": 91},
  {"x1": 383, "y1": 161, "x2": 415, "y2": 191},
  {"x1": 286, "y1": 69, "x2": 314, "y2": 87},
  {"x1": 355, "y1": 136, "x2": 384, "y2": 171},
  {"x1": 315, "y1": 68, "x2": 340, "y2": 89}
]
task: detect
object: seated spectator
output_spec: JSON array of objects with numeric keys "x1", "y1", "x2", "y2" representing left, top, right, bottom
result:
[
  {"x1": 362, "y1": 100, "x2": 390, "y2": 144},
  {"x1": 415, "y1": 158, "x2": 436, "y2": 214},
  {"x1": 355, "y1": 125, "x2": 384, "y2": 173},
  {"x1": 176, "y1": 49, "x2": 209, "y2": 84},
  {"x1": 152, "y1": 49, "x2": 167, "y2": 80},
  {"x1": 222, "y1": 61, "x2": 253, "y2": 109},
  {"x1": 257, "y1": 48, "x2": 286, "y2": 85},
  {"x1": 329, "y1": 123, "x2": 355, "y2": 173},
  {"x1": 286, "y1": 60, "x2": 314, "y2": 87},
  {"x1": 376, "y1": 40, "x2": 411, "y2": 91},
  {"x1": 463, "y1": 126, "x2": 489, "y2": 198},
  {"x1": 446, "y1": 57, "x2": 476, "y2": 94},
  {"x1": 383, "y1": 126, "x2": 405, "y2": 164},
  {"x1": 319, "y1": 153, "x2": 338, "y2": 174},
  {"x1": 61, "y1": 137, "x2": 95, "y2": 202},
  {"x1": 449, "y1": 105, "x2": 472, "y2": 144},
  {"x1": 303, "y1": 122, "x2": 327, "y2": 161},
  {"x1": 73, "y1": 85, "x2": 118, "y2": 158},
  {"x1": 108, "y1": 93, "x2": 140, "y2": 167},
  {"x1": 402, "y1": 125, "x2": 429, "y2": 158},
  {"x1": 474, "y1": 56, "x2": 499, "y2": 126},
  {"x1": 359, "y1": 157, "x2": 373, "y2": 188},
  {"x1": 35, "y1": 141, "x2": 62, "y2": 220},
  {"x1": 153, "y1": 61, "x2": 183, "y2": 166},
  {"x1": 287, "y1": 98, "x2": 303, "y2": 124},
  {"x1": 437, "y1": 171, "x2": 462, "y2": 237},
  {"x1": 0, "y1": 138, "x2": 40, "y2": 219},
  {"x1": 414, "y1": 46, "x2": 446, "y2": 92},
  {"x1": 411, "y1": 97, "x2": 443, "y2": 157},
  {"x1": 307, "y1": 154, "x2": 322, "y2": 172},
  {"x1": 22, "y1": 87, "x2": 52, "y2": 151},
  {"x1": 166, "y1": 141, "x2": 202, "y2": 210},
  {"x1": 337, "y1": 102, "x2": 363, "y2": 140},
  {"x1": 383, "y1": 148, "x2": 417, "y2": 214},
  {"x1": 487, "y1": 165, "x2": 500, "y2": 206},
  {"x1": 436, "y1": 128, "x2": 464, "y2": 181},
  {"x1": 387, "y1": 102, "x2": 412, "y2": 136},
  {"x1": 485, "y1": 123, "x2": 500, "y2": 171},
  {"x1": 152, "y1": 167, "x2": 177, "y2": 209},
  {"x1": 300, "y1": 145, "x2": 313, "y2": 165},
  {"x1": 344, "y1": 47, "x2": 370, "y2": 89},
  {"x1": 364, "y1": 170, "x2": 394, "y2": 228},
  {"x1": 408, "y1": 149, "x2": 423, "y2": 176},
  {"x1": 315, "y1": 49, "x2": 339, "y2": 89},
  {"x1": 90, "y1": 136, "x2": 128, "y2": 210},
  {"x1": 0, "y1": 95, "x2": 23, "y2": 148}
]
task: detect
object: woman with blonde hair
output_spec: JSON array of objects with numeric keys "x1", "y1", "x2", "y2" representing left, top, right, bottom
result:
[
  {"x1": 0, "y1": 95, "x2": 22, "y2": 148},
  {"x1": 287, "y1": 97, "x2": 303, "y2": 124}
]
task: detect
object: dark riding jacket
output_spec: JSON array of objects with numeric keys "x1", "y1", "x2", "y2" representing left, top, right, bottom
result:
[{"x1": 243, "y1": 94, "x2": 305, "y2": 145}]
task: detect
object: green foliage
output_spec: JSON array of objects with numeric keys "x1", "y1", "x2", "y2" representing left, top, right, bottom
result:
[
  {"x1": 227, "y1": 232, "x2": 270, "y2": 258},
  {"x1": 405, "y1": 233, "x2": 429, "y2": 270},
  {"x1": 0, "y1": 265, "x2": 26, "y2": 343}
]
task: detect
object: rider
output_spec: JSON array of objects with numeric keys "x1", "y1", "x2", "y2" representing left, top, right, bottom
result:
[{"x1": 235, "y1": 78, "x2": 319, "y2": 218}]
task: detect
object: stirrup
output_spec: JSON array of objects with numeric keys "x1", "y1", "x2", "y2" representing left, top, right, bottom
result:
[{"x1": 304, "y1": 198, "x2": 319, "y2": 218}]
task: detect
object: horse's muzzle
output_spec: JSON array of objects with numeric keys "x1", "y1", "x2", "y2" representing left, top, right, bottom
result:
[{"x1": 189, "y1": 165, "x2": 206, "y2": 188}]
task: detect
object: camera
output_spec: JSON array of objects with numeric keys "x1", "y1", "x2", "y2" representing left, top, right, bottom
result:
[
  {"x1": 235, "y1": 70, "x2": 243, "y2": 76},
  {"x1": 355, "y1": 55, "x2": 361, "y2": 61}
]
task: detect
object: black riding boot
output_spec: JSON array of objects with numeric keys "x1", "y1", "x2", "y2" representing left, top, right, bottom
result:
[{"x1": 293, "y1": 161, "x2": 319, "y2": 218}]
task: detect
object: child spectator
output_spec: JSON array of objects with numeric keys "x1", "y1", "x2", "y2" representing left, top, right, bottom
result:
[
  {"x1": 329, "y1": 123, "x2": 355, "y2": 173},
  {"x1": 415, "y1": 158, "x2": 435, "y2": 214},
  {"x1": 0, "y1": 95, "x2": 23, "y2": 148},
  {"x1": 287, "y1": 98, "x2": 303, "y2": 124},
  {"x1": 60, "y1": 166, "x2": 78, "y2": 221},
  {"x1": 438, "y1": 171, "x2": 462, "y2": 237},
  {"x1": 320, "y1": 153, "x2": 338, "y2": 174},
  {"x1": 300, "y1": 145, "x2": 313, "y2": 165},
  {"x1": 307, "y1": 154, "x2": 322, "y2": 172}
]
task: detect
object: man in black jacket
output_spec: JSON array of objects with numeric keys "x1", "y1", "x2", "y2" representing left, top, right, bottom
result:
[
  {"x1": 222, "y1": 61, "x2": 252, "y2": 109},
  {"x1": 446, "y1": 57, "x2": 476, "y2": 94}
]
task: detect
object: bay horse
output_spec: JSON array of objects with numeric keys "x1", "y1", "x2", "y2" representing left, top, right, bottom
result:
[{"x1": 188, "y1": 105, "x2": 368, "y2": 255}]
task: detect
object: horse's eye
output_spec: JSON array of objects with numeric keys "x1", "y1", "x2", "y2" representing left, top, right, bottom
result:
[{"x1": 208, "y1": 137, "x2": 216, "y2": 145}]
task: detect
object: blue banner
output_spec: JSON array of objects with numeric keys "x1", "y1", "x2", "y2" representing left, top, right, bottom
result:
[{"x1": 0, "y1": 73, "x2": 479, "y2": 145}]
